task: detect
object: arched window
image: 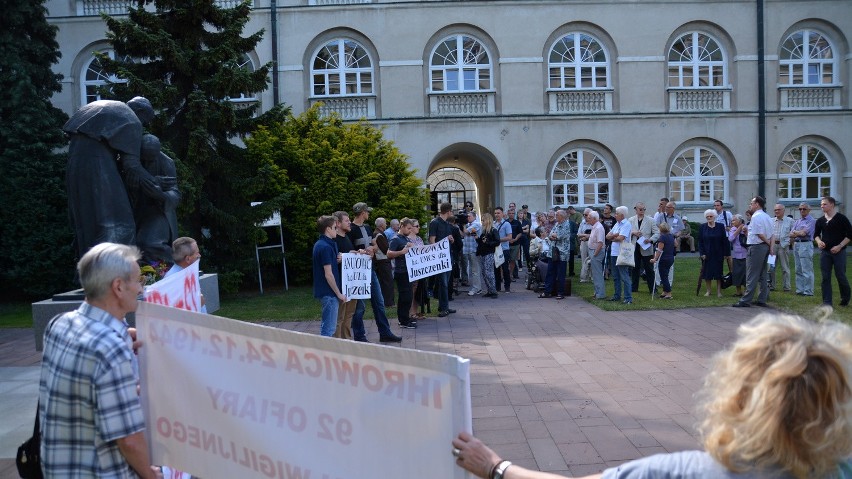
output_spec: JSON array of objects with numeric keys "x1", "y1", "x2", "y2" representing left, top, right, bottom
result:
[
  {"x1": 669, "y1": 146, "x2": 727, "y2": 203},
  {"x1": 779, "y1": 30, "x2": 836, "y2": 85},
  {"x1": 430, "y1": 35, "x2": 492, "y2": 92},
  {"x1": 551, "y1": 149, "x2": 611, "y2": 207},
  {"x1": 226, "y1": 54, "x2": 258, "y2": 103},
  {"x1": 668, "y1": 32, "x2": 726, "y2": 87},
  {"x1": 548, "y1": 33, "x2": 609, "y2": 89},
  {"x1": 778, "y1": 144, "x2": 833, "y2": 200},
  {"x1": 80, "y1": 50, "x2": 128, "y2": 104},
  {"x1": 312, "y1": 39, "x2": 373, "y2": 96}
]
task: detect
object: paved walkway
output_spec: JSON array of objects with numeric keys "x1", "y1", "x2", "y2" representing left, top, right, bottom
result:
[{"x1": 0, "y1": 285, "x2": 759, "y2": 478}]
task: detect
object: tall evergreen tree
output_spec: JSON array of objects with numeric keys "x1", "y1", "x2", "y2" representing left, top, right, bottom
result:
[
  {"x1": 100, "y1": 0, "x2": 281, "y2": 289},
  {"x1": 0, "y1": 1, "x2": 74, "y2": 297}
]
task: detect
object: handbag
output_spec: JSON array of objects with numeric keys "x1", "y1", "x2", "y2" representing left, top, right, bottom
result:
[
  {"x1": 615, "y1": 240, "x2": 635, "y2": 267},
  {"x1": 494, "y1": 245, "x2": 505, "y2": 268},
  {"x1": 16, "y1": 402, "x2": 43, "y2": 479},
  {"x1": 721, "y1": 272, "x2": 733, "y2": 289}
]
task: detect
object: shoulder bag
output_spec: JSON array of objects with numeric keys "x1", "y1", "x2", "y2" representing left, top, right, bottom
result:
[
  {"x1": 16, "y1": 402, "x2": 43, "y2": 478},
  {"x1": 615, "y1": 239, "x2": 635, "y2": 267}
]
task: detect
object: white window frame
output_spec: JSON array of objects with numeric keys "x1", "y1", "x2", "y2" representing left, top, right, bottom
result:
[
  {"x1": 80, "y1": 50, "x2": 127, "y2": 105},
  {"x1": 777, "y1": 144, "x2": 833, "y2": 201},
  {"x1": 429, "y1": 35, "x2": 493, "y2": 93},
  {"x1": 669, "y1": 146, "x2": 727, "y2": 204},
  {"x1": 311, "y1": 39, "x2": 373, "y2": 97},
  {"x1": 226, "y1": 54, "x2": 259, "y2": 104},
  {"x1": 548, "y1": 32, "x2": 610, "y2": 90},
  {"x1": 550, "y1": 149, "x2": 611, "y2": 207},
  {"x1": 667, "y1": 32, "x2": 727, "y2": 88},
  {"x1": 779, "y1": 29, "x2": 837, "y2": 86}
]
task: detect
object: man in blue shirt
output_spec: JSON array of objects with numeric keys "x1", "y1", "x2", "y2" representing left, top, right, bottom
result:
[
  {"x1": 313, "y1": 215, "x2": 346, "y2": 336},
  {"x1": 494, "y1": 207, "x2": 513, "y2": 293}
]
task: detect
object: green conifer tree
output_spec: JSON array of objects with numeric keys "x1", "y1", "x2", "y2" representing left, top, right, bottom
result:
[
  {"x1": 0, "y1": 1, "x2": 74, "y2": 297},
  {"x1": 100, "y1": 0, "x2": 283, "y2": 290}
]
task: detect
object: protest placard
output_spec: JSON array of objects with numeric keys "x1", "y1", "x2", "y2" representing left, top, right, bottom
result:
[
  {"x1": 341, "y1": 252, "x2": 372, "y2": 299},
  {"x1": 405, "y1": 237, "x2": 453, "y2": 282},
  {"x1": 137, "y1": 302, "x2": 472, "y2": 479},
  {"x1": 144, "y1": 261, "x2": 202, "y2": 312}
]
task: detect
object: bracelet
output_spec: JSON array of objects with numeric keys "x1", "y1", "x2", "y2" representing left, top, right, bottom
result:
[{"x1": 490, "y1": 460, "x2": 512, "y2": 479}]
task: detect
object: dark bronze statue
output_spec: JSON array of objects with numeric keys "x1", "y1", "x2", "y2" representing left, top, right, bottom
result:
[
  {"x1": 63, "y1": 97, "x2": 178, "y2": 263},
  {"x1": 133, "y1": 134, "x2": 180, "y2": 263}
]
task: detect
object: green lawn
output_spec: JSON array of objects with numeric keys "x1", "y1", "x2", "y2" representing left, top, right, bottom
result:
[
  {"x1": 570, "y1": 255, "x2": 852, "y2": 324},
  {"x1": 2, "y1": 255, "x2": 849, "y2": 328}
]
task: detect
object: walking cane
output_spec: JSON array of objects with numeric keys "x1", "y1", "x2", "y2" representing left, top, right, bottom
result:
[{"x1": 651, "y1": 259, "x2": 658, "y2": 301}]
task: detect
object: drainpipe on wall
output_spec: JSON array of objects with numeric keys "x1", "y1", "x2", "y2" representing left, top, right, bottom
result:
[
  {"x1": 270, "y1": 0, "x2": 279, "y2": 106},
  {"x1": 757, "y1": 0, "x2": 766, "y2": 198}
]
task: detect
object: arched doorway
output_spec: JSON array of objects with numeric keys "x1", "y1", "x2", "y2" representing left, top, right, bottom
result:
[
  {"x1": 427, "y1": 168, "x2": 477, "y2": 214},
  {"x1": 427, "y1": 143, "x2": 502, "y2": 214}
]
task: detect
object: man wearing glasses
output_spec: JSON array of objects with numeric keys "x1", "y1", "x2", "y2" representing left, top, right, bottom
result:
[
  {"x1": 789, "y1": 203, "x2": 816, "y2": 296},
  {"x1": 814, "y1": 196, "x2": 852, "y2": 307},
  {"x1": 769, "y1": 204, "x2": 793, "y2": 292}
]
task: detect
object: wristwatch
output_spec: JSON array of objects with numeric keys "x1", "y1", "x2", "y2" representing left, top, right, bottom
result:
[{"x1": 491, "y1": 460, "x2": 512, "y2": 479}]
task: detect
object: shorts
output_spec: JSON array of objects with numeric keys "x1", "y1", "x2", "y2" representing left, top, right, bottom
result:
[{"x1": 508, "y1": 245, "x2": 520, "y2": 261}]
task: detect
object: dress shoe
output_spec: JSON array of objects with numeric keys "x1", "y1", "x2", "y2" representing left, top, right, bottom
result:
[
  {"x1": 732, "y1": 302, "x2": 750, "y2": 307},
  {"x1": 398, "y1": 321, "x2": 416, "y2": 329},
  {"x1": 379, "y1": 335, "x2": 402, "y2": 343},
  {"x1": 354, "y1": 337, "x2": 370, "y2": 342},
  {"x1": 840, "y1": 300, "x2": 849, "y2": 307},
  {"x1": 609, "y1": 297, "x2": 620, "y2": 301},
  {"x1": 622, "y1": 299, "x2": 633, "y2": 304},
  {"x1": 754, "y1": 302, "x2": 768, "y2": 307}
]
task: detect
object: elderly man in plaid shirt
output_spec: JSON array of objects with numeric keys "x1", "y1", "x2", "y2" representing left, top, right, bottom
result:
[{"x1": 39, "y1": 243, "x2": 159, "y2": 478}]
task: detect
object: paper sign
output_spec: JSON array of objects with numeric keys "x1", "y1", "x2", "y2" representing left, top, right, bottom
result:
[
  {"x1": 341, "y1": 253, "x2": 372, "y2": 299},
  {"x1": 405, "y1": 237, "x2": 453, "y2": 282}
]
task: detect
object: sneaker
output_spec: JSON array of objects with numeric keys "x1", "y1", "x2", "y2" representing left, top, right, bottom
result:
[
  {"x1": 398, "y1": 322, "x2": 417, "y2": 329},
  {"x1": 622, "y1": 299, "x2": 633, "y2": 304},
  {"x1": 732, "y1": 302, "x2": 750, "y2": 307},
  {"x1": 445, "y1": 308, "x2": 457, "y2": 314},
  {"x1": 754, "y1": 302, "x2": 769, "y2": 307},
  {"x1": 467, "y1": 290, "x2": 478, "y2": 296},
  {"x1": 438, "y1": 310, "x2": 450, "y2": 317},
  {"x1": 609, "y1": 297, "x2": 620, "y2": 301},
  {"x1": 379, "y1": 335, "x2": 402, "y2": 343}
]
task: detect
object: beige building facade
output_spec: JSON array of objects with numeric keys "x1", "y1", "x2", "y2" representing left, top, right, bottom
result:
[{"x1": 46, "y1": 0, "x2": 851, "y2": 218}]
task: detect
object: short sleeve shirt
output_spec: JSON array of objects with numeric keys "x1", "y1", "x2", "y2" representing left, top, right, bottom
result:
[
  {"x1": 313, "y1": 235, "x2": 340, "y2": 298},
  {"x1": 39, "y1": 303, "x2": 146, "y2": 478},
  {"x1": 389, "y1": 234, "x2": 412, "y2": 276},
  {"x1": 497, "y1": 220, "x2": 512, "y2": 250},
  {"x1": 428, "y1": 216, "x2": 452, "y2": 242}
]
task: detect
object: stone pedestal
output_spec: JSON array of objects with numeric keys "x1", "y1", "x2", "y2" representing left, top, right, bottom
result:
[{"x1": 32, "y1": 273, "x2": 220, "y2": 351}]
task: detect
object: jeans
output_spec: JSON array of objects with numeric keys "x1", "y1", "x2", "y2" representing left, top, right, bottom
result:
[
  {"x1": 352, "y1": 270, "x2": 395, "y2": 340},
  {"x1": 590, "y1": 249, "x2": 606, "y2": 298},
  {"x1": 793, "y1": 241, "x2": 814, "y2": 295},
  {"x1": 544, "y1": 259, "x2": 567, "y2": 296},
  {"x1": 465, "y1": 252, "x2": 482, "y2": 292},
  {"x1": 319, "y1": 295, "x2": 339, "y2": 337},
  {"x1": 613, "y1": 263, "x2": 633, "y2": 301},
  {"x1": 820, "y1": 248, "x2": 850, "y2": 305}
]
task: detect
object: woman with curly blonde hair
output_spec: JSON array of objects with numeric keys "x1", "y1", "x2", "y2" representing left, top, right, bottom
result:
[{"x1": 451, "y1": 312, "x2": 852, "y2": 479}]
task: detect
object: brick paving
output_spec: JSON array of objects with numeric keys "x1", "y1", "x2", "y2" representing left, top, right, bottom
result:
[{"x1": 0, "y1": 285, "x2": 759, "y2": 477}]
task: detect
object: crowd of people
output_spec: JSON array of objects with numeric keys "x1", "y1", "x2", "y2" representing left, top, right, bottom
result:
[{"x1": 313, "y1": 196, "x2": 851, "y2": 340}]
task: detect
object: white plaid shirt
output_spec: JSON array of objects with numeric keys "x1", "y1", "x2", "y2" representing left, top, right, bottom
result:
[{"x1": 39, "y1": 303, "x2": 146, "y2": 478}]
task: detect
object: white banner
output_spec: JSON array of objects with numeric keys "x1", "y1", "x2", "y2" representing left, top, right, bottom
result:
[
  {"x1": 144, "y1": 262, "x2": 202, "y2": 312},
  {"x1": 137, "y1": 302, "x2": 472, "y2": 479},
  {"x1": 341, "y1": 253, "x2": 372, "y2": 300},
  {"x1": 405, "y1": 237, "x2": 453, "y2": 282}
]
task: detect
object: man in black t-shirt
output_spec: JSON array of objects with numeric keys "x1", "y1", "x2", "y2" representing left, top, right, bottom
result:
[
  {"x1": 388, "y1": 218, "x2": 415, "y2": 328},
  {"x1": 428, "y1": 202, "x2": 456, "y2": 317},
  {"x1": 347, "y1": 202, "x2": 401, "y2": 343},
  {"x1": 814, "y1": 196, "x2": 852, "y2": 307}
]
